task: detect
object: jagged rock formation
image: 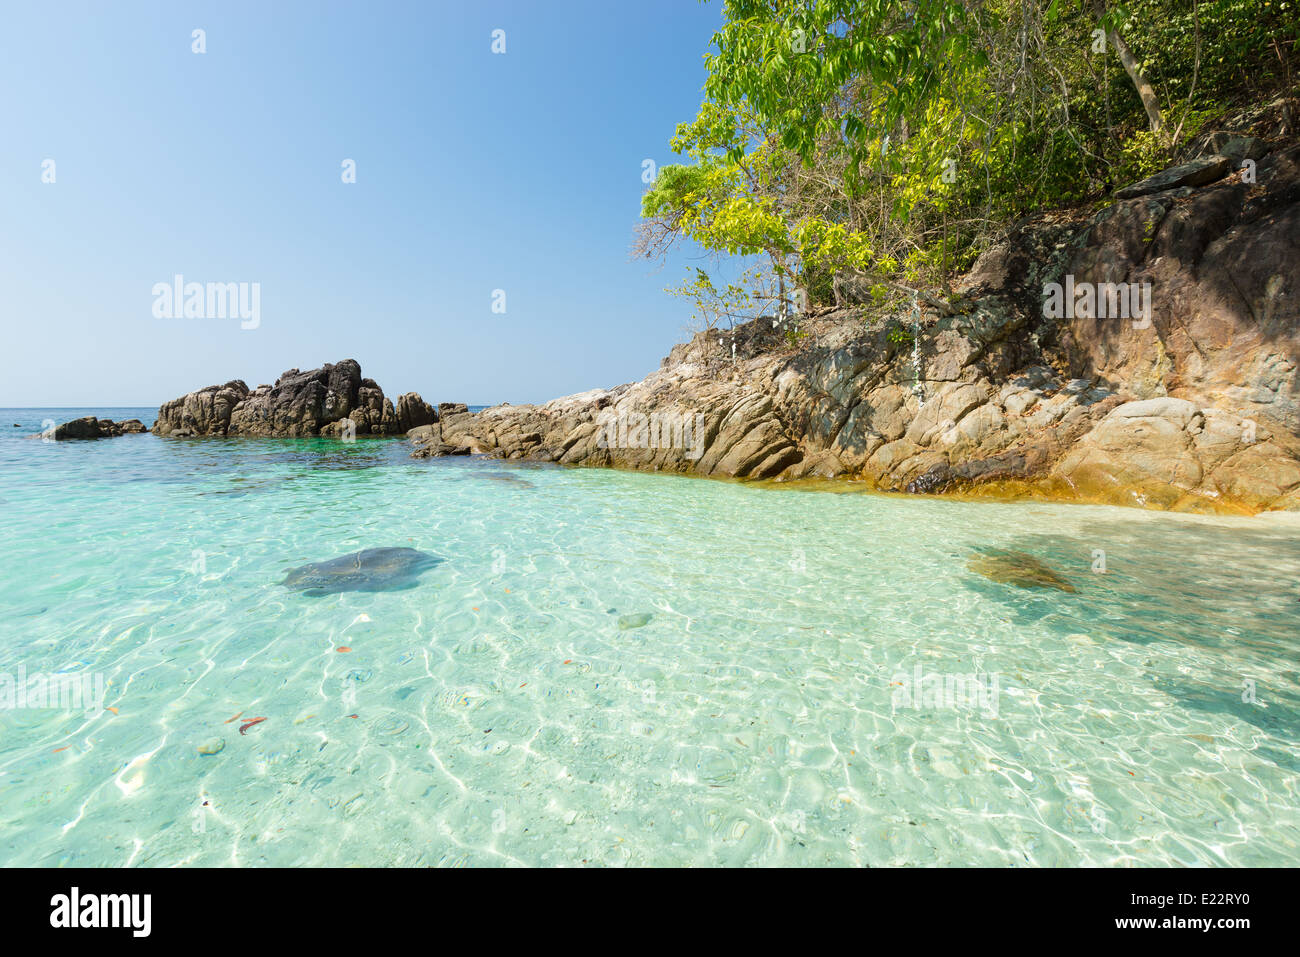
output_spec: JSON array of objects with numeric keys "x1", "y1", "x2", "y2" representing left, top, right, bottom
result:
[
  {"x1": 153, "y1": 360, "x2": 439, "y2": 438},
  {"x1": 48, "y1": 417, "x2": 148, "y2": 440},
  {"x1": 416, "y1": 116, "x2": 1300, "y2": 515}
]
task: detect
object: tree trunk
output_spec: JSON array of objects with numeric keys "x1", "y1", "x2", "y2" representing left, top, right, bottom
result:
[
  {"x1": 1108, "y1": 28, "x2": 1164, "y2": 137},
  {"x1": 1091, "y1": 0, "x2": 1165, "y2": 138}
]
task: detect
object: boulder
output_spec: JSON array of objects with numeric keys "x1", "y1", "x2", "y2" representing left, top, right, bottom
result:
[
  {"x1": 396, "y1": 392, "x2": 437, "y2": 432},
  {"x1": 154, "y1": 380, "x2": 249, "y2": 437},
  {"x1": 225, "y1": 360, "x2": 363, "y2": 437},
  {"x1": 1114, "y1": 155, "x2": 1232, "y2": 200},
  {"x1": 154, "y1": 360, "x2": 436, "y2": 438},
  {"x1": 49, "y1": 417, "x2": 149, "y2": 440}
]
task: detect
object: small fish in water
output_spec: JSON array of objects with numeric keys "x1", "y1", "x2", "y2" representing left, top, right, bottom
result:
[
  {"x1": 618, "y1": 612, "x2": 654, "y2": 630},
  {"x1": 967, "y1": 548, "x2": 1076, "y2": 593},
  {"x1": 239, "y1": 717, "x2": 267, "y2": 735},
  {"x1": 281, "y1": 547, "x2": 442, "y2": 597}
]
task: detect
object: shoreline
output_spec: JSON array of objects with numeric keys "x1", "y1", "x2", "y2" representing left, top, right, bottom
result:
[{"x1": 21, "y1": 402, "x2": 1300, "y2": 519}]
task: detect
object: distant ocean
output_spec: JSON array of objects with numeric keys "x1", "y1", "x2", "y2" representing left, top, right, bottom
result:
[
  {"x1": 1, "y1": 407, "x2": 158, "y2": 442},
  {"x1": 1, "y1": 406, "x2": 490, "y2": 442}
]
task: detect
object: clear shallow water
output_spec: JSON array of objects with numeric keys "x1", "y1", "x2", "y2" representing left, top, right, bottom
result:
[{"x1": 1, "y1": 407, "x2": 1299, "y2": 867}]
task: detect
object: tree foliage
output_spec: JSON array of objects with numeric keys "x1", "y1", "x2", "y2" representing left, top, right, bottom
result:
[{"x1": 638, "y1": 0, "x2": 1300, "y2": 327}]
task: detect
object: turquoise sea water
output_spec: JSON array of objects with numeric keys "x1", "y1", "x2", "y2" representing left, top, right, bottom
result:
[{"x1": 1, "y1": 407, "x2": 1299, "y2": 866}]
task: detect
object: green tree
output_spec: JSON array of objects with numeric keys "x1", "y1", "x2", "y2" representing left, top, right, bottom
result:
[{"x1": 639, "y1": 0, "x2": 1299, "y2": 326}]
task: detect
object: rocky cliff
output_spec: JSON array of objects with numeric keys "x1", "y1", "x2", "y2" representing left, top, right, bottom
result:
[
  {"x1": 153, "y1": 359, "x2": 437, "y2": 438},
  {"x1": 416, "y1": 113, "x2": 1300, "y2": 515}
]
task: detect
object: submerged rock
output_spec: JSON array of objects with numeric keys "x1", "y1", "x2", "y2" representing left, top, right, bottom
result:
[
  {"x1": 967, "y1": 549, "x2": 1077, "y2": 593},
  {"x1": 480, "y1": 471, "x2": 534, "y2": 488},
  {"x1": 281, "y1": 547, "x2": 442, "y2": 597}
]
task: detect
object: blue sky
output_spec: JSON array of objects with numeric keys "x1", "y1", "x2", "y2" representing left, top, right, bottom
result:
[{"x1": 0, "y1": 0, "x2": 727, "y2": 406}]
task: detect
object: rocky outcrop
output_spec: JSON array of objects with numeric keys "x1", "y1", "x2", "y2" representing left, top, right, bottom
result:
[
  {"x1": 396, "y1": 393, "x2": 437, "y2": 433},
  {"x1": 415, "y1": 114, "x2": 1300, "y2": 515},
  {"x1": 1113, "y1": 154, "x2": 1234, "y2": 200},
  {"x1": 48, "y1": 417, "x2": 148, "y2": 440},
  {"x1": 154, "y1": 380, "x2": 249, "y2": 437},
  {"x1": 407, "y1": 422, "x2": 473, "y2": 458},
  {"x1": 153, "y1": 360, "x2": 442, "y2": 438}
]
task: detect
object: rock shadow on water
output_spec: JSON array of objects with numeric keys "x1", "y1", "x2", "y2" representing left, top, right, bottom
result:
[
  {"x1": 1150, "y1": 676, "x2": 1300, "y2": 772},
  {"x1": 280, "y1": 447, "x2": 389, "y2": 471},
  {"x1": 962, "y1": 537, "x2": 1218, "y2": 643},
  {"x1": 973, "y1": 524, "x2": 1300, "y2": 655},
  {"x1": 281, "y1": 547, "x2": 443, "y2": 597}
]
